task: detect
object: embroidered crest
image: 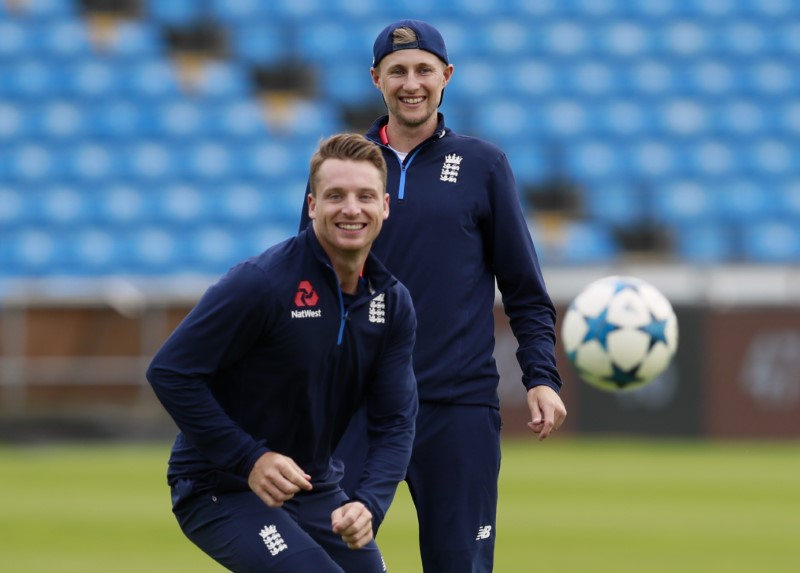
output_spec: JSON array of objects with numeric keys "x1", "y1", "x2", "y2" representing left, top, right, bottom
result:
[
  {"x1": 259, "y1": 525, "x2": 288, "y2": 557},
  {"x1": 369, "y1": 293, "x2": 386, "y2": 324},
  {"x1": 440, "y1": 154, "x2": 462, "y2": 183}
]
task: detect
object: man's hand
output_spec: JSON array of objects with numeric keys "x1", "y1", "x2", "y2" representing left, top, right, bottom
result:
[
  {"x1": 527, "y1": 385, "x2": 567, "y2": 441},
  {"x1": 248, "y1": 452, "x2": 312, "y2": 507},
  {"x1": 331, "y1": 501, "x2": 374, "y2": 549}
]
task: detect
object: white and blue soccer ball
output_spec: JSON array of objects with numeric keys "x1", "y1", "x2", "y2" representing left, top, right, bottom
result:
[{"x1": 561, "y1": 275, "x2": 679, "y2": 392}]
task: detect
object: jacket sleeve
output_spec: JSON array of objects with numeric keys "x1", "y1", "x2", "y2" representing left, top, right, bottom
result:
[
  {"x1": 487, "y1": 152, "x2": 563, "y2": 393},
  {"x1": 352, "y1": 286, "x2": 418, "y2": 527},
  {"x1": 146, "y1": 262, "x2": 271, "y2": 477}
]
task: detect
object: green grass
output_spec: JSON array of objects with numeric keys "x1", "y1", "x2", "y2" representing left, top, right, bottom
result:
[{"x1": 1, "y1": 439, "x2": 798, "y2": 572}]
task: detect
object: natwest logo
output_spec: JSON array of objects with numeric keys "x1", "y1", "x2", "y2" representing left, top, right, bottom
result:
[{"x1": 294, "y1": 280, "x2": 319, "y2": 307}]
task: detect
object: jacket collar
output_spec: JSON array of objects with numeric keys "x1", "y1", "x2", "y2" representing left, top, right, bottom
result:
[
  {"x1": 302, "y1": 227, "x2": 395, "y2": 295},
  {"x1": 366, "y1": 113, "x2": 448, "y2": 148}
]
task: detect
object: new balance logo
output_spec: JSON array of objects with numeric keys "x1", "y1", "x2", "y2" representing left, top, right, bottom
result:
[
  {"x1": 476, "y1": 525, "x2": 492, "y2": 540},
  {"x1": 259, "y1": 525, "x2": 288, "y2": 556}
]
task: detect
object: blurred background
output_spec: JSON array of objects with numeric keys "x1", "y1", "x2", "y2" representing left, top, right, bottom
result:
[{"x1": 1, "y1": 0, "x2": 799, "y2": 441}]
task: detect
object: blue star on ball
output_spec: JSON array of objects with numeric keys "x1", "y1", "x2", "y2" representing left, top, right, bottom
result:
[{"x1": 581, "y1": 307, "x2": 620, "y2": 350}]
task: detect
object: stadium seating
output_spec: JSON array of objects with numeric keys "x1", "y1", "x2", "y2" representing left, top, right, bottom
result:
[{"x1": 0, "y1": 0, "x2": 798, "y2": 279}]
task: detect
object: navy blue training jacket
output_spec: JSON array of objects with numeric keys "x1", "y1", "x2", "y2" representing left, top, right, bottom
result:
[
  {"x1": 300, "y1": 114, "x2": 561, "y2": 407},
  {"x1": 146, "y1": 228, "x2": 418, "y2": 524}
]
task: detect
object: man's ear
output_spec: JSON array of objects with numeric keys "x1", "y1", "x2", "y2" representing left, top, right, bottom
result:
[{"x1": 307, "y1": 193, "x2": 316, "y2": 220}]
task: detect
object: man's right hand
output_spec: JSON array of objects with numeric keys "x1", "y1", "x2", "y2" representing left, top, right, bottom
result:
[{"x1": 248, "y1": 451, "x2": 313, "y2": 507}]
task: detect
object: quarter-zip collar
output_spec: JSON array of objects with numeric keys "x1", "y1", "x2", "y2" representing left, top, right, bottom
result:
[{"x1": 367, "y1": 113, "x2": 449, "y2": 200}]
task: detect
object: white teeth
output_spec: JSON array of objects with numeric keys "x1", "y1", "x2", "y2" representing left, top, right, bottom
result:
[
  {"x1": 403, "y1": 97, "x2": 423, "y2": 104},
  {"x1": 339, "y1": 224, "x2": 364, "y2": 230}
]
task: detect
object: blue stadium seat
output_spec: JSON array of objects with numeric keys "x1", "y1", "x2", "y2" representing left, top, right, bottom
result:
[
  {"x1": 710, "y1": 98, "x2": 768, "y2": 138},
  {"x1": 6, "y1": 142, "x2": 62, "y2": 182},
  {"x1": 673, "y1": 223, "x2": 736, "y2": 263},
  {"x1": 207, "y1": 0, "x2": 267, "y2": 23},
  {"x1": 38, "y1": 20, "x2": 94, "y2": 61},
  {"x1": 144, "y1": 0, "x2": 201, "y2": 26},
  {"x1": 595, "y1": 99, "x2": 654, "y2": 138},
  {"x1": 128, "y1": 226, "x2": 188, "y2": 274},
  {"x1": 5, "y1": 228, "x2": 63, "y2": 276},
  {"x1": 627, "y1": 59, "x2": 677, "y2": 97},
  {"x1": 472, "y1": 98, "x2": 533, "y2": 140},
  {"x1": 5, "y1": 0, "x2": 76, "y2": 19},
  {"x1": 716, "y1": 179, "x2": 779, "y2": 222},
  {"x1": 247, "y1": 222, "x2": 299, "y2": 254},
  {"x1": 191, "y1": 61, "x2": 252, "y2": 101},
  {"x1": 505, "y1": 59, "x2": 562, "y2": 99},
  {"x1": 539, "y1": 20, "x2": 591, "y2": 58},
  {"x1": 318, "y1": 62, "x2": 372, "y2": 106},
  {"x1": 92, "y1": 99, "x2": 155, "y2": 139},
  {"x1": 64, "y1": 141, "x2": 119, "y2": 182},
  {"x1": 36, "y1": 184, "x2": 91, "y2": 226},
  {"x1": 295, "y1": 20, "x2": 374, "y2": 64},
  {"x1": 747, "y1": 138, "x2": 794, "y2": 177},
  {"x1": 686, "y1": 140, "x2": 737, "y2": 178},
  {"x1": 748, "y1": 60, "x2": 795, "y2": 98},
  {"x1": 582, "y1": 182, "x2": 647, "y2": 227},
  {"x1": 36, "y1": 100, "x2": 88, "y2": 139},
  {"x1": 529, "y1": 219, "x2": 619, "y2": 265},
  {"x1": 654, "y1": 98, "x2": 710, "y2": 138},
  {"x1": 95, "y1": 183, "x2": 148, "y2": 226},
  {"x1": 210, "y1": 100, "x2": 269, "y2": 139},
  {"x1": 151, "y1": 182, "x2": 212, "y2": 224},
  {"x1": 542, "y1": 98, "x2": 589, "y2": 138},
  {"x1": 0, "y1": 185, "x2": 27, "y2": 229},
  {"x1": 102, "y1": 20, "x2": 164, "y2": 60},
  {"x1": 122, "y1": 140, "x2": 181, "y2": 181},
  {"x1": 0, "y1": 102, "x2": 29, "y2": 141},
  {"x1": 1, "y1": 58, "x2": 67, "y2": 100},
  {"x1": 230, "y1": 22, "x2": 289, "y2": 66},
  {"x1": 779, "y1": 180, "x2": 800, "y2": 217},
  {"x1": 595, "y1": 20, "x2": 654, "y2": 59},
  {"x1": 655, "y1": 20, "x2": 712, "y2": 59},
  {"x1": 121, "y1": 59, "x2": 182, "y2": 100},
  {"x1": 66, "y1": 227, "x2": 125, "y2": 274},
  {"x1": 652, "y1": 180, "x2": 717, "y2": 225},
  {"x1": 188, "y1": 225, "x2": 244, "y2": 273},
  {"x1": 504, "y1": 143, "x2": 550, "y2": 186},
  {"x1": 0, "y1": 19, "x2": 32, "y2": 60},
  {"x1": 272, "y1": 0, "x2": 332, "y2": 19},
  {"x1": 183, "y1": 140, "x2": 243, "y2": 181},
  {"x1": 566, "y1": 139, "x2": 625, "y2": 181},
  {"x1": 154, "y1": 98, "x2": 206, "y2": 139},
  {"x1": 740, "y1": 219, "x2": 800, "y2": 262},
  {"x1": 66, "y1": 59, "x2": 123, "y2": 99}
]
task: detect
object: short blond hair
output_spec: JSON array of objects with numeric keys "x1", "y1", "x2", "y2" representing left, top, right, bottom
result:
[{"x1": 308, "y1": 134, "x2": 387, "y2": 196}]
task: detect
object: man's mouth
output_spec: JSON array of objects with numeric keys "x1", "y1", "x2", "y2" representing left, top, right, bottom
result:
[
  {"x1": 401, "y1": 96, "x2": 424, "y2": 105},
  {"x1": 337, "y1": 223, "x2": 366, "y2": 231}
]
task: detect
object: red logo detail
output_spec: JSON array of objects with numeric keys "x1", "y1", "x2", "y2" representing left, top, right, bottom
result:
[{"x1": 294, "y1": 280, "x2": 319, "y2": 307}]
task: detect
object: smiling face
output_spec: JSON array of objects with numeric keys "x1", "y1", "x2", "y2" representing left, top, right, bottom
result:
[
  {"x1": 372, "y1": 48, "x2": 453, "y2": 133},
  {"x1": 308, "y1": 158, "x2": 389, "y2": 262}
]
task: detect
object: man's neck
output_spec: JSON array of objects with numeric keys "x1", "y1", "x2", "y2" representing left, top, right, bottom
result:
[
  {"x1": 331, "y1": 256, "x2": 367, "y2": 295},
  {"x1": 385, "y1": 118, "x2": 437, "y2": 153}
]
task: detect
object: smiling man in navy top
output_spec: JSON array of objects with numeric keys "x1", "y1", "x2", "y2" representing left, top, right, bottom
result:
[{"x1": 148, "y1": 134, "x2": 418, "y2": 573}]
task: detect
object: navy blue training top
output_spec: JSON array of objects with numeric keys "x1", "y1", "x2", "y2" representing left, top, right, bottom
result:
[
  {"x1": 146, "y1": 228, "x2": 418, "y2": 523},
  {"x1": 300, "y1": 114, "x2": 561, "y2": 407}
]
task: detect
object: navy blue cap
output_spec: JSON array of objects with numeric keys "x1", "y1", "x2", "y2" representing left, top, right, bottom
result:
[{"x1": 372, "y1": 19, "x2": 449, "y2": 67}]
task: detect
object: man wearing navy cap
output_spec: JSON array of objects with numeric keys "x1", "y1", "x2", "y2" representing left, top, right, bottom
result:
[{"x1": 300, "y1": 19, "x2": 567, "y2": 572}]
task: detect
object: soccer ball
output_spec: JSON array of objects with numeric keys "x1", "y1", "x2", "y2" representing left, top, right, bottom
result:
[{"x1": 561, "y1": 275, "x2": 679, "y2": 392}]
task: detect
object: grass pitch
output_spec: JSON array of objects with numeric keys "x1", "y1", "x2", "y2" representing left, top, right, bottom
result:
[{"x1": 1, "y1": 438, "x2": 797, "y2": 572}]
